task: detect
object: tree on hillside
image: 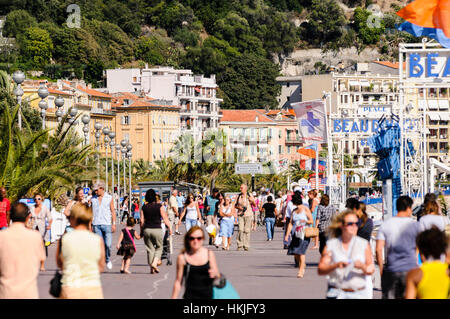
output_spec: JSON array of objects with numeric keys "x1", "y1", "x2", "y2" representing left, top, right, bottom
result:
[
  {"x1": 352, "y1": 7, "x2": 385, "y2": 45},
  {"x1": 2, "y1": 10, "x2": 37, "y2": 38},
  {"x1": 19, "y1": 27, "x2": 53, "y2": 68},
  {"x1": 299, "y1": 0, "x2": 347, "y2": 49},
  {"x1": 217, "y1": 53, "x2": 281, "y2": 109}
]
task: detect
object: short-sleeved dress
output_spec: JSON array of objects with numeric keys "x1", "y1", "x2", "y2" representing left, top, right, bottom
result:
[{"x1": 287, "y1": 208, "x2": 311, "y2": 255}]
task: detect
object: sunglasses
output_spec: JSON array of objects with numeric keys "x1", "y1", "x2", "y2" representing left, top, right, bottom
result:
[
  {"x1": 344, "y1": 221, "x2": 359, "y2": 227},
  {"x1": 188, "y1": 236, "x2": 204, "y2": 241},
  {"x1": 35, "y1": 198, "x2": 42, "y2": 201}
]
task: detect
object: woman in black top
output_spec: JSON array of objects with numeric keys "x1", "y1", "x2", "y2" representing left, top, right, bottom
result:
[
  {"x1": 171, "y1": 226, "x2": 220, "y2": 299},
  {"x1": 262, "y1": 196, "x2": 278, "y2": 241},
  {"x1": 140, "y1": 189, "x2": 172, "y2": 274}
]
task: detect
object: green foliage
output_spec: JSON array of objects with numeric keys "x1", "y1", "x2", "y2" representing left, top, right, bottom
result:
[
  {"x1": 0, "y1": 89, "x2": 94, "y2": 201},
  {"x1": 19, "y1": 27, "x2": 53, "y2": 68},
  {"x1": 352, "y1": 7, "x2": 385, "y2": 45},
  {"x1": 300, "y1": 0, "x2": 346, "y2": 48},
  {"x1": 2, "y1": 10, "x2": 38, "y2": 38},
  {"x1": 217, "y1": 53, "x2": 281, "y2": 109},
  {"x1": 135, "y1": 31, "x2": 184, "y2": 67}
]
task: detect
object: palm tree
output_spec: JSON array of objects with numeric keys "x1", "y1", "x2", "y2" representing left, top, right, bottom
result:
[{"x1": 0, "y1": 90, "x2": 95, "y2": 202}]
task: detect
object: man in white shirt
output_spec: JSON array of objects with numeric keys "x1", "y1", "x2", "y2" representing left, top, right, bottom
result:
[{"x1": 91, "y1": 181, "x2": 116, "y2": 270}]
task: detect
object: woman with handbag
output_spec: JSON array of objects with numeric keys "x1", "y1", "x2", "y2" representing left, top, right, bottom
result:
[
  {"x1": 308, "y1": 190, "x2": 320, "y2": 249},
  {"x1": 219, "y1": 196, "x2": 234, "y2": 250},
  {"x1": 56, "y1": 203, "x2": 105, "y2": 299},
  {"x1": 318, "y1": 210, "x2": 375, "y2": 299},
  {"x1": 116, "y1": 217, "x2": 141, "y2": 274},
  {"x1": 284, "y1": 192, "x2": 314, "y2": 278},
  {"x1": 171, "y1": 226, "x2": 220, "y2": 299}
]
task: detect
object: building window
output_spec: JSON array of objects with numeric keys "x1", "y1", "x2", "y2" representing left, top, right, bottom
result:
[
  {"x1": 279, "y1": 145, "x2": 282, "y2": 154},
  {"x1": 286, "y1": 82, "x2": 290, "y2": 88},
  {"x1": 121, "y1": 115, "x2": 130, "y2": 125},
  {"x1": 124, "y1": 133, "x2": 129, "y2": 141}
]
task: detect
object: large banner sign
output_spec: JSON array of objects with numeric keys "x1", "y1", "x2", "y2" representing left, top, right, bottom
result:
[
  {"x1": 291, "y1": 100, "x2": 327, "y2": 143},
  {"x1": 407, "y1": 52, "x2": 450, "y2": 80}
]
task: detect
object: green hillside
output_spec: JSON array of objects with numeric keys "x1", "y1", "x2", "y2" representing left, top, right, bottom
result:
[{"x1": 0, "y1": 0, "x2": 418, "y2": 109}]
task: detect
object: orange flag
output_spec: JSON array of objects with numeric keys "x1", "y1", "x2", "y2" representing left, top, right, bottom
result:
[
  {"x1": 397, "y1": 0, "x2": 450, "y2": 38},
  {"x1": 297, "y1": 148, "x2": 316, "y2": 158}
]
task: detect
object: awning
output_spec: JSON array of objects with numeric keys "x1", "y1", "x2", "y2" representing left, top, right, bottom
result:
[
  {"x1": 418, "y1": 100, "x2": 426, "y2": 110},
  {"x1": 438, "y1": 99, "x2": 449, "y2": 110},
  {"x1": 348, "y1": 81, "x2": 360, "y2": 86},
  {"x1": 359, "y1": 81, "x2": 370, "y2": 87},
  {"x1": 231, "y1": 144, "x2": 244, "y2": 149},
  {"x1": 428, "y1": 113, "x2": 440, "y2": 121},
  {"x1": 428, "y1": 99, "x2": 438, "y2": 110},
  {"x1": 439, "y1": 112, "x2": 450, "y2": 121}
]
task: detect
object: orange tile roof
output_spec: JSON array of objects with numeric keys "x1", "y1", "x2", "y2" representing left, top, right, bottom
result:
[
  {"x1": 76, "y1": 85, "x2": 112, "y2": 98},
  {"x1": 373, "y1": 61, "x2": 406, "y2": 70},
  {"x1": 220, "y1": 110, "x2": 274, "y2": 123},
  {"x1": 47, "y1": 87, "x2": 73, "y2": 96}
]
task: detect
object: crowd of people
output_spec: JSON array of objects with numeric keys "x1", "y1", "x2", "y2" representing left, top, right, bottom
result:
[{"x1": 0, "y1": 182, "x2": 448, "y2": 300}]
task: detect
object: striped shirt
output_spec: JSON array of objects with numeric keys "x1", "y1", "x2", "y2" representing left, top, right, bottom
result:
[{"x1": 316, "y1": 204, "x2": 337, "y2": 233}]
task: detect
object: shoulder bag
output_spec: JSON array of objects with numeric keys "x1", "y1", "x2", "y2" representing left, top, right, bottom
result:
[
  {"x1": 212, "y1": 274, "x2": 240, "y2": 299},
  {"x1": 49, "y1": 236, "x2": 64, "y2": 298}
]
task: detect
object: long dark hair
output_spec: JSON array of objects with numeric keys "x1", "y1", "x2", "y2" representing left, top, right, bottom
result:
[
  {"x1": 74, "y1": 187, "x2": 83, "y2": 202},
  {"x1": 145, "y1": 189, "x2": 157, "y2": 204},
  {"x1": 184, "y1": 193, "x2": 195, "y2": 206}
]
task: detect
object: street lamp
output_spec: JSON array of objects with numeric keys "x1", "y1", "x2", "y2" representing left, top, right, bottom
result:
[
  {"x1": 68, "y1": 107, "x2": 78, "y2": 125},
  {"x1": 103, "y1": 126, "x2": 110, "y2": 193},
  {"x1": 121, "y1": 144, "x2": 127, "y2": 201},
  {"x1": 94, "y1": 122, "x2": 102, "y2": 182},
  {"x1": 115, "y1": 144, "x2": 122, "y2": 219},
  {"x1": 127, "y1": 146, "x2": 132, "y2": 214},
  {"x1": 81, "y1": 114, "x2": 90, "y2": 146},
  {"x1": 54, "y1": 96, "x2": 65, "y2": 123},
  {"x1": 37, "y1": 84, "x2": 49, "y2": 130},
  {"x1": 12, "y1": 70, "x2": 25, "y2": 129},
  {"x1": 108, "y1": 130, "x2": 116, "y2": 211}
]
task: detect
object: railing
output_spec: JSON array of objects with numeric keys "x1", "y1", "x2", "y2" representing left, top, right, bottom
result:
[
  {"x1": 91, "y1": 108, "x2": 114, "y2": 115},
  {"x1": 286, "y1": 137, "x2": 302, "y2": 143}
]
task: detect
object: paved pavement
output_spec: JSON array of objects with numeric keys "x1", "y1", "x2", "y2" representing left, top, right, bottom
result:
[{"x1": 37, "y1": 223, "x2": 382, "y2": 299}]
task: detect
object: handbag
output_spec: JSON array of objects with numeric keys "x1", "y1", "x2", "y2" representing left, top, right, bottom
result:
[
  {"x1": 305, "y1": 227, "x2": 319, "y2": 238},
  {"x1": 49, "y1": 235, "x2": 64, "y2": 298},
  {"x1": 212, "y1": 274, "x2": 240, "y2": 299}
]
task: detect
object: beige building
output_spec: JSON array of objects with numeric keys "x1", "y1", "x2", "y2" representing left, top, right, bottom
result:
[
  {"x1": 112, "y1": 92, "x2": 180, "y2": 162},
  {"x1": 21, "y1": 79, "x2": 116, "y2": 157}
]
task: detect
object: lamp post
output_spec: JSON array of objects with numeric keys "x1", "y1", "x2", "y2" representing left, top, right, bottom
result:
[
  {"x1": 81, "y1": 114, "x2": 90, "y2": 146},
  {"x1": 12, "y1": 70, "x2": 25, "y2": 129},
  {"x1": 55, "y1": 96, "x2": 64, "y2": 123},
  {"x1": 102, "y1": 127, "x2": 110, "y2": 192},
  {"x1": 127, "y1": 143, "x2": 133, "y2": 213},
  {"x1": 108, "y1": 130, "x2": 116, "y2": 210},
  {"x1": 115, "y1": 144, "x2": 122, "y2": 219},
  {"x1": 94, "y1": 122, "x2": 103, "y2": 182},
  {"x1": 37, "y1": 84, "x2": 49, "y2": 130},
  {"x1": 68, "y1": 107, "x2": 78, "y2": 125},
  {"x1": 120, "y1": 139, "x2": 128, "y2": 199}
]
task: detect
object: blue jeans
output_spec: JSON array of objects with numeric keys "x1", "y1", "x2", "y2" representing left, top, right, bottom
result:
[
  {"x1": 265, "y1": 217, "x2": 276, "y2": 240},
  {"x1": 185, "y1": 219, "x2": 198, "y2": 232},
  {"x1": 93, "y1": 225, "x2": 112, "y2": 263}
]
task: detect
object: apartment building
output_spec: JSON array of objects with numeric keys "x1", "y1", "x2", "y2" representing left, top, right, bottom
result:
[
  {"x1": 112, "y1": 92, "x2": 180, "y2": 162},
  {"x1": 259, "y1": 110, "x2": 302, "y2": 169},
  {"x1": 106, "y1": 66, "x2": 222, "y2": 142},
  {"x1": 219, "y1": 110, "x2": 277, "y2": 165}
]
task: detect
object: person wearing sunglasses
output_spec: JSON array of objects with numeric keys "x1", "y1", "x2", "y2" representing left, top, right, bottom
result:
[
  {"x1": 29, "y1": 193, "x2": 52, "y2": 265},
  {"x1": 318, "y1": 210, "x2": 375, "y2": 299},
  {"x1": 178, "y1": 193, "x2": 203, "y2": 233},
  {"x1": 171, "y1": 226, "x2": 220, "y2": 299}
]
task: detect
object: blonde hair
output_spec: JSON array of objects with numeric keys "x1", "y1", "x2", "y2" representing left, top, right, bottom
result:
[
  {"x1": 70, "y1": 203, "x2": 93, "y2": 226},
  {"x1": 327, "y1": 209, "x2": 358, "y2": 238}
]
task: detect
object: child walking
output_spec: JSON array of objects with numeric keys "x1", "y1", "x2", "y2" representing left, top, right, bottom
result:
[{"x1": 116, "y1": 217, "x2": 141, "y2": 274}]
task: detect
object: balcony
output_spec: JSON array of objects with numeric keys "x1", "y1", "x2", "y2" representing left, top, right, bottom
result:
[
  {"x1": 285, "y1": 136, "x2": 302, "y2": 144},
  {"x1": 91, "y1": 108, "x2": 114, "y2": 115},
  {"x1": 429, "y1": 148, "x2": 439, "y2": 153}
]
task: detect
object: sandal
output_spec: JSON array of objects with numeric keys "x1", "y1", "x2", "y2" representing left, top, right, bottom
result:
[
  {"x1": 151, "y1": 266, "x2": 160, "y2": 273},
  {"x1": 124, "y1": 270, "x2": 132, "y2": 274},
  {"x1": 120, "y1": 269, "x2": 124, "y2": 273}
]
